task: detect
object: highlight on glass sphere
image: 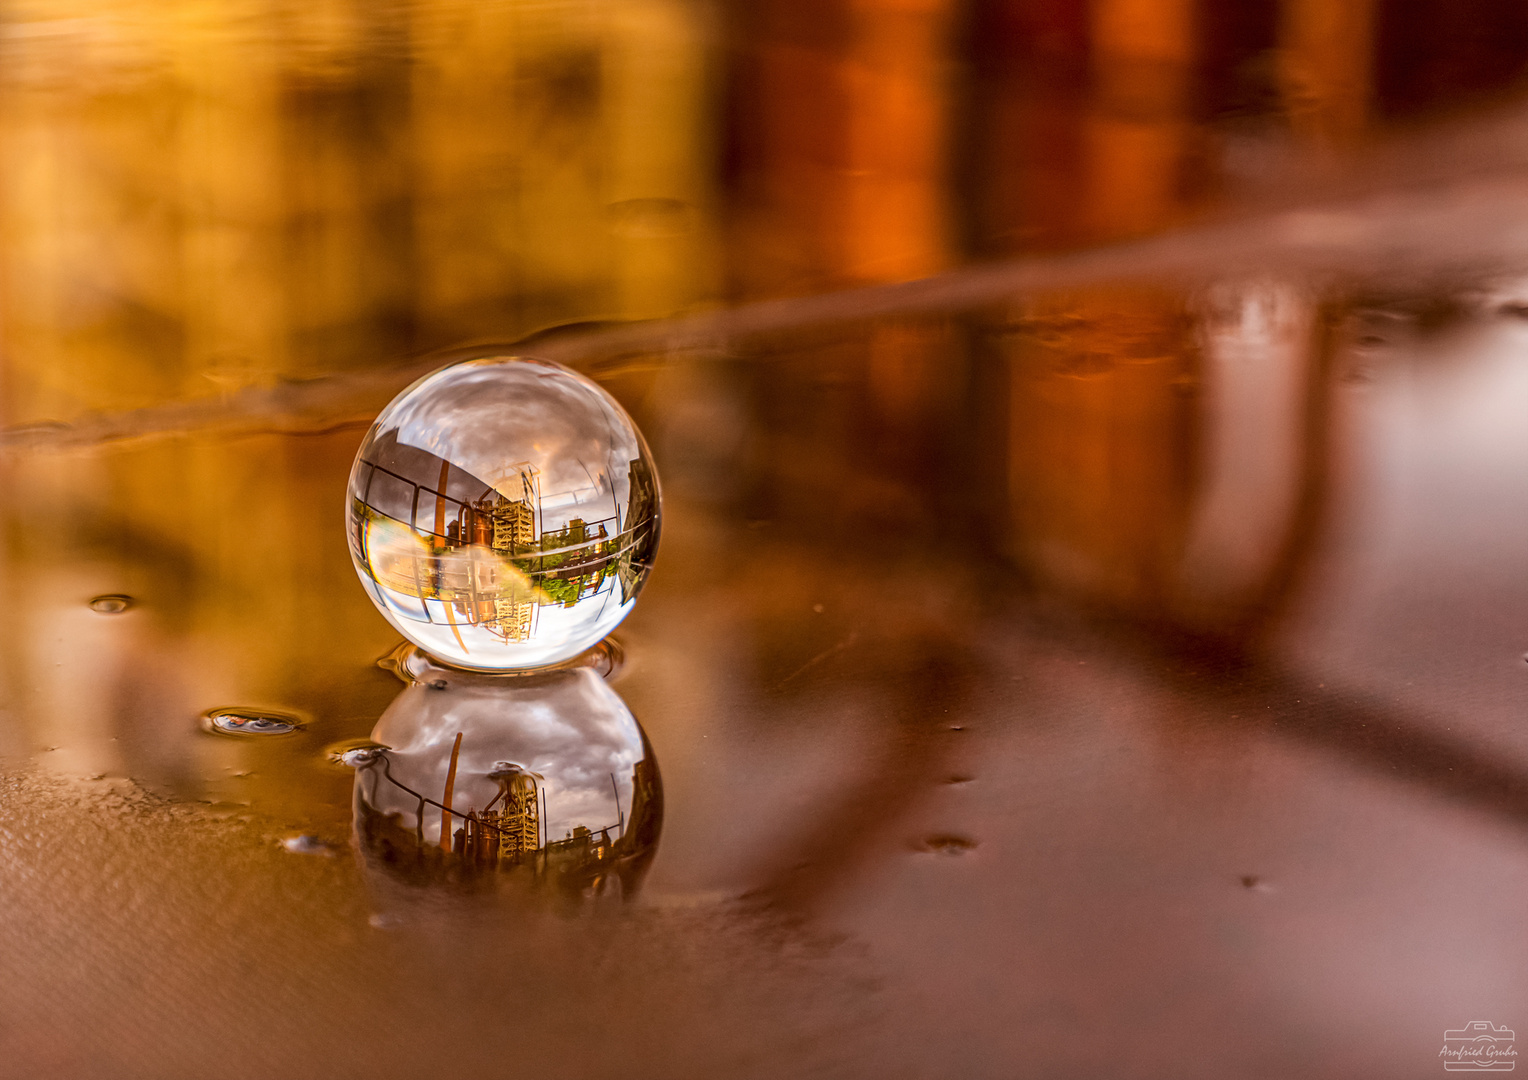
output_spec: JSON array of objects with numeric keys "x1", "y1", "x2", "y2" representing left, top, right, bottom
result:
[{"x1": 346, "y1": 355, "x2": 660, "y2": 671}]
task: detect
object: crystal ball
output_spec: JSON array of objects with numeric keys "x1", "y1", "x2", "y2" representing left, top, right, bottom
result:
[{"x1": 346, "y1": 355, "x2": 661, "y2": 671}]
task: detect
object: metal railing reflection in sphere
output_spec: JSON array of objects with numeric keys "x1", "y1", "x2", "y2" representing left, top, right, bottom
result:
[{"x1": 346, "y1": 354, "x2": 660, "y2": 672}]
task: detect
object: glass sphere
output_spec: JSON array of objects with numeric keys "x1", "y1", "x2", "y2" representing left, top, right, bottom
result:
[
  {"x1": 349, "y1": 662, "x2": 662, "y2": 897},
  {"x1": 346, "y1": 355, "x2": 661, "y2": 671}
]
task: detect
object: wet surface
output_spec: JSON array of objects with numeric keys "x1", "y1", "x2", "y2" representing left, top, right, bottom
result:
[
  {"x1": 5, "y1": 348, "x2": 1528, "y2": 1077},
  {"x1": 4, "y1": 2, "x2": 1528, "y2": 1077}
]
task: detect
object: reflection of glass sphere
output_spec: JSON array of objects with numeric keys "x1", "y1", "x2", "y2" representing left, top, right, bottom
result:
[
  {"x1": 346, "y1": 355, "x2": 661, "y2": 671},
  {"x1": 349, "y1": 664, "x2": 662, "y2": 898}
]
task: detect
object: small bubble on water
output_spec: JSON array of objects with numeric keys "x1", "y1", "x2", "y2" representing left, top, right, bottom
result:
[
  {"x1": 88, "y1": 594, "x2": 133, "y2": 614},
  {"x1": 203, "y1": 709, "x2": 302, "y2": 737},
  {"x1": 944, "y1": 775, "x2": 974, "y2": 785}
]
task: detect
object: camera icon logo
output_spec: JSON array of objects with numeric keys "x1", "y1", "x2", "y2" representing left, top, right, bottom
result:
[{"x1": 1441, "y1": 1021, "x2": 1517, "y2": 1071}]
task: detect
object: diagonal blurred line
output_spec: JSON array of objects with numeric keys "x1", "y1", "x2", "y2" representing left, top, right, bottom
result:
[
  {"x1": 1191, "y1": 656, "x2": 1528, "y2": 834},
  {"x1": 10, "y1": 103, "x2": 1528, "y2": 452}
]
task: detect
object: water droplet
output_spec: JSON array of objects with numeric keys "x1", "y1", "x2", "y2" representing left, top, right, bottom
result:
[
  {"x1": 281, "y1": 834, "x2": 334, "y2": 856},
  {"x1": 331, "y1": 741, "x2": 389, "y2": 768},
  {"x1": 1240, "y1": 875, "x2": 1260, "y2": 888},
  {"x1": 585, "y1": 638, "x2": 625, "y2": 679},
  {"x1": 812, "y1": 603, "x2": 825, "y2": 614},
  {"x1": 918, "y1": 835, "x2": 977, "y2": 855},
  {"x1": 347, "y1": 355, "x2": 660, "y2": 673},
  {"x1": 203, "y1": 709, "x2": 303, "y2": 737},
  {"x1": 88, "y1": 594, "x2": 133, "y2": 614}
]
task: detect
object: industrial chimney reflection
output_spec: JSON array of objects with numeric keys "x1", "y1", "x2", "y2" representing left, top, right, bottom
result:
[{"x1": 348, "y1": 657, "x2": 661, "y2": 898}]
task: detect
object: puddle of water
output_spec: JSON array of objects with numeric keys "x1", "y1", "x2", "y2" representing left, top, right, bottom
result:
[{"x1": 203, "y1": 709, "x2": 305, "y2": 737}]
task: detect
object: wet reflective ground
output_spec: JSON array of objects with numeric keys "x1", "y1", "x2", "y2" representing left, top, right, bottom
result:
[
  {"x1": 7, "y1": 1, "x2": 1528, "y2": 1077},
  {"x1": 6, "y1": 305, "x2": 1528, "y2": 1078}
]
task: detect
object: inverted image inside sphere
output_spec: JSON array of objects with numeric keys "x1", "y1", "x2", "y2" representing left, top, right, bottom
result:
[
  {"x1": 346, "y1": 356, "x2": 661, "y2": 671},
  {"x1": 352, "y1": 665, "x2": 662, "y2": 897}
]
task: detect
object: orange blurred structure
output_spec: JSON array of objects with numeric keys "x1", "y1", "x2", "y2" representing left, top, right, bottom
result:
[{"x1": 966, "y1": 0, "x2": 1204, "y2": 615}]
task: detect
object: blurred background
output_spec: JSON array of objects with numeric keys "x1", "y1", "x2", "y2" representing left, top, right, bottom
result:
[
  {"x1": 6, "y1": 0, "x2": 1528, "y2": 610},
  {"x1": 7, "y1": 0, "x2": 1528, "y2": 717},
  {"x1": 6, "y1": 1, "x2": 1528, "y2": 1076}
]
